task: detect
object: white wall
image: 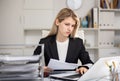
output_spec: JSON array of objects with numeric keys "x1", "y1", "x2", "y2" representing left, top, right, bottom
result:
[
  {"x1": 75, "y1": 0, "x2": 96, "y2": 18},
  {"x1": 53, "y1": 0, "x2": 96, "y2": 18},
  {"x1": 0, "y1": 0, "x2": 96, "y2": 44},
  {"x1": 0, "y1": 0, "x2": 24, "y2": 44}
]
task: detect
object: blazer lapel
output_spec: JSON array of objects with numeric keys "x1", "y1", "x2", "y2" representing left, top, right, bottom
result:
[
  {"x1": 49, "y1": 36, "x2": 59, "y2": 60},
  {"x1": 65, "y1": 38, "x2": 73, "y2": 62}
]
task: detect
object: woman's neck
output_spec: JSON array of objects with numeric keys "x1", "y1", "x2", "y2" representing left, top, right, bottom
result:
[{"x1": 56, "y1": 34, "x2": 68, "y2": 42}]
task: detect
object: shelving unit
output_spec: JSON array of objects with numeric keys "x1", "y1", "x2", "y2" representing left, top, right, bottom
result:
[
  {"x1": 80, "y1": 0, "x2": 120, "y2": 61},
  {"x1": 97, "y1": 0, "x2": 120, "y2": 58}
]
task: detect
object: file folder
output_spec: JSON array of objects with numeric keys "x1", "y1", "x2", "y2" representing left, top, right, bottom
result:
[{"x1": 0, "y1": 44, "x2": 44, "y2": 81}]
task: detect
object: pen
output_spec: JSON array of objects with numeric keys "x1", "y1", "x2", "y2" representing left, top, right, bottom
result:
[
  {"x1": 105, "y1": 61, "x2": 112, "y2": 72},
  {"x1": 112, "y1": 61, "x2": 116, "y2": 69}
]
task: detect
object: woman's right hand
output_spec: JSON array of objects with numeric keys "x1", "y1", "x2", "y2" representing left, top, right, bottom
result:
[
  {"x1": 43, "y1": 66, "x2": 53, "y2": 77},
  {"x1": 44, "y1": 66, "x2": 53, "y2": 72}
]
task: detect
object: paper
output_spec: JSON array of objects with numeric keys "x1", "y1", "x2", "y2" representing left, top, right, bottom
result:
[
  {"x1": 0, "y1": 64, "x2": 39, "y2": 72},
  {"x1": 48, "y1": 59, "x2": 78, "y2": 70},
  {"x1": 0, "y1": 63, "x2": 41, "y2": 80},
  {"x1": 0, "y1": 55, "x2": 41, "y2": 63},
  {"x1": 0, "y1": 55, "x2": 43, "y2": 80}
]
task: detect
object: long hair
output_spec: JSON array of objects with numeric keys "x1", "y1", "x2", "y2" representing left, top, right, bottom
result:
[{"x1": 47, "y1": 8, "x2": 80, "y2": 38}]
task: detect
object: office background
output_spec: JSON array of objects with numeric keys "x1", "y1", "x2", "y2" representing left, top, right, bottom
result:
[{"x1": 0, "y1": 0, "x2": 120, "y2": 63}]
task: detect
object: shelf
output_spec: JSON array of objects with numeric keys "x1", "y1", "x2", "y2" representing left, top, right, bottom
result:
[
  {"x1": 80, "y1": 28, "x2": 99, "y2": 31},
  {"x1": 99, "y1": 8, "x2": 120, "y2": 12},
  {"x1": 86, "y1": 47, "x2": 98, "y2": 50},
  {"x1": 24, "y1": 28, "x2": 50, "y2": 31},
  {"x1": 99, "y1": 47, "x2": 120, "y2": 49},
  {"x1": 99, "y1": 28, "x2": 120, "y2": 31}
]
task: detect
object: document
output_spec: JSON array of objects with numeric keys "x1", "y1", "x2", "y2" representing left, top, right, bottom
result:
[
  {"x1": 0, "y1": 54, "x2": 43, "y2": 80},
  {"x1": 0, "y1": 64, "x2": 39, "y2": 72},
  {"x1": 48, "y1": 59, "x2": 78, "y2": 70},
  {"x1": 0, "y1": 55, "x2": 41, "y2": 64}
]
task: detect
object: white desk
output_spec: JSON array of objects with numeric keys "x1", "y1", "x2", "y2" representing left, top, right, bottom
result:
[{"x1": 44, "y1": 76, "x2": 113, "y2": 81}]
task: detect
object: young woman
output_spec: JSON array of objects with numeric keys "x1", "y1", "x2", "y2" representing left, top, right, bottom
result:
[{"x1": 34, "y1": 8, "x2": 93, "y2": 76}]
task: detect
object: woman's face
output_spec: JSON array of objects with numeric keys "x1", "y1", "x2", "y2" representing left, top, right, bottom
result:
[{"x1": 56, "y1": 17, "x2": 76, "y2": 37}]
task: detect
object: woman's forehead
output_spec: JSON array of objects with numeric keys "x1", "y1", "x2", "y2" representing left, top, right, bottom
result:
[{"x1": 62, "y1": 17, "x2": 76, "y2": 23}]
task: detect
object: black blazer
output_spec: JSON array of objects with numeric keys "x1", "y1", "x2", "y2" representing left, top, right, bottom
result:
[{"x1": 34, "y1": 35, "x2": 93, "y2": 66}]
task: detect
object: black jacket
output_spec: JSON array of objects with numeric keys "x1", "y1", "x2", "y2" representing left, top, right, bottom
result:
[{"x1": 34, "y1": 35, "x2": 93, "y2": 66}]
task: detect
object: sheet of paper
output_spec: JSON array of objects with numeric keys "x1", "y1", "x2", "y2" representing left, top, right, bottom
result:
[
  {"x1": 0, "y1": 64, "x2": 39, "y2": 72},
  {"x1": 0, "y1": 55, "x2": 41, "y2": 63},
  {"x1": 48, "y1": 59, "x2": 78, "y2": 70}
]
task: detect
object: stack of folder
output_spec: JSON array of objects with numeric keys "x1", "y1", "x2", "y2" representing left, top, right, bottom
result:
[{"x1": 0, "y1": 55, "x2": 44, "y2": 81}]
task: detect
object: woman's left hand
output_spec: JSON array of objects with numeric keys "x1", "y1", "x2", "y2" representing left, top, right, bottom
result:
[{"x1": 76, "y1": 67, "x2": 88, "y2": 75}]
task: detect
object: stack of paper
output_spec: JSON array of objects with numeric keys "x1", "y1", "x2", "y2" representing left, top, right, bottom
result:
[
  {"x1": 0, "y1": 55, "x2": 42, "y2": 63},
  {"x1": 0, "y1": 64, "x2": 39, "y2": 79},
  {"x1": 0, "y1": 55, "x2": 43, "y2": 80}
]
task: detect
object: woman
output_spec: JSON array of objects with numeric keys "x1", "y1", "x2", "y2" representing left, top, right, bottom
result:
[{"x1": 34, "y1": 8, "x2": 93, "y2": 76}]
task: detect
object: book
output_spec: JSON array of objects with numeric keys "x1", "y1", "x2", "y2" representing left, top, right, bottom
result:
[
  {"x1": 105, "y1": 0, "x2": 110, "y2": 9},
  {"x1": 99, "y1": 12, "x2": 114, "y2": 28},
  {"x1": 93, "y1": 8, "x2": 98, "y2": 28}
]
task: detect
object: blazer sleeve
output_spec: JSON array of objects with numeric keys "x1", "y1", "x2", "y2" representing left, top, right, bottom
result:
[
  {"x1": 33, "y1": 39, "x2": 44, "y2": 55},
  {"x1": 78, "y1": 38, "x2": 94, "y2": 65}
]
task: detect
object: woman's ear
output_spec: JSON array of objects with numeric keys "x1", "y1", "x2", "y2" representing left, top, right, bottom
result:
[{"x1": 55, "y1": 19, "x2": 59, "y2": 26}]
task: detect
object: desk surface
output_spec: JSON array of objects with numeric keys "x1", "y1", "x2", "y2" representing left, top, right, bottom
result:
[
  {"x1": 45, "y1": 76, "x2": 113, "y2": 81},
  {"x1": 1, "y1": 77, "x2": 111, "y2": 81}
]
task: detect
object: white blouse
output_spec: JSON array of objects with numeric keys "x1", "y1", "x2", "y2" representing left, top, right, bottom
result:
[{"x1": 56, "y1": 39, "x2": 69, "y2": 62}]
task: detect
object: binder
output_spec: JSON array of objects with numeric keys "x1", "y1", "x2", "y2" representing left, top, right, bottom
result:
[
  {"x1": 93, "y1": 8, "x2": 98, "y2": 28},
  {"x1": 99, "y1": 12, "x2": 114, "y2": 28}
]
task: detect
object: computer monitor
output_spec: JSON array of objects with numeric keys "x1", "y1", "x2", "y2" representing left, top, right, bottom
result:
[{"x1": 78, "y1": 56, "x2": 120, "y2": 81}]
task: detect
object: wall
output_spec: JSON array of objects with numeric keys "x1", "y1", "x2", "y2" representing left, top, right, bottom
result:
[
  {"x1": 0, "y1": 0, "x2": 96, "y2": 44},
  {"x1": 53, "y1": 0, "x2": 96, "y2": 18},
  {"x1": 24, "y1": 0, "x2": 96, "y2": 44},
  {"x1": 0, "y1": 0, "x2": 24, "y2": 44}
]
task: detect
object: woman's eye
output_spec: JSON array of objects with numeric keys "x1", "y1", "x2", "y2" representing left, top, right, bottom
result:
[
  {"x1": 72, "y1": 25, "x2": 75, "y2": 28},
  {"x1": 65, "y1": 23, "x2": 70, "y2": 26},
  {"x1": 65, "y1": 23, "x2": 75, "y2": 28}
]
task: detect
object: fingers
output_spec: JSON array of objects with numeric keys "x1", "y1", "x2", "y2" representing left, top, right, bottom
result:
[
  {"x1": 44, "y1": 66, "x2": 53, "y2": 72},
  {"x1": 76, "y1": 67, "x2": 88, "y2": 75}
]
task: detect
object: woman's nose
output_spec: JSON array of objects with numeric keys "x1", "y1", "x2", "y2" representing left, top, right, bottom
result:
[{"x1": 68, "y1": 26, "x2": 72, "y2": 31}]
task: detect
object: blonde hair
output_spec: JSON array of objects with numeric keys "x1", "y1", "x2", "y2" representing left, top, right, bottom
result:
[{"x1": 47, "y1": 8, "x2": 80, "y2": 38}]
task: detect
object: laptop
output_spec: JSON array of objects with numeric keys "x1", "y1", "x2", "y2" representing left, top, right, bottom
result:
[
  {"x1": 50, "y1": 56, "x2": 120, "y2": 81},
  {"x1": 49, "y1": 71, "x2": 82, "y2": 81},
  {"x1": 78, "y1": 56, "x2": 120, "y2": 81}
]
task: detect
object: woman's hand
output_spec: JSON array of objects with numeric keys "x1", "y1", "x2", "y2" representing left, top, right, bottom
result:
[
  {"x1": 43, "y1": 66, "x2": 53, "y2": 77},
  {"x1": 76, "y1": 67, "x2": 88, "y2": 75},
  {"x1": 44, "y1": 66, "x2": 53, "y2": 73}
]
